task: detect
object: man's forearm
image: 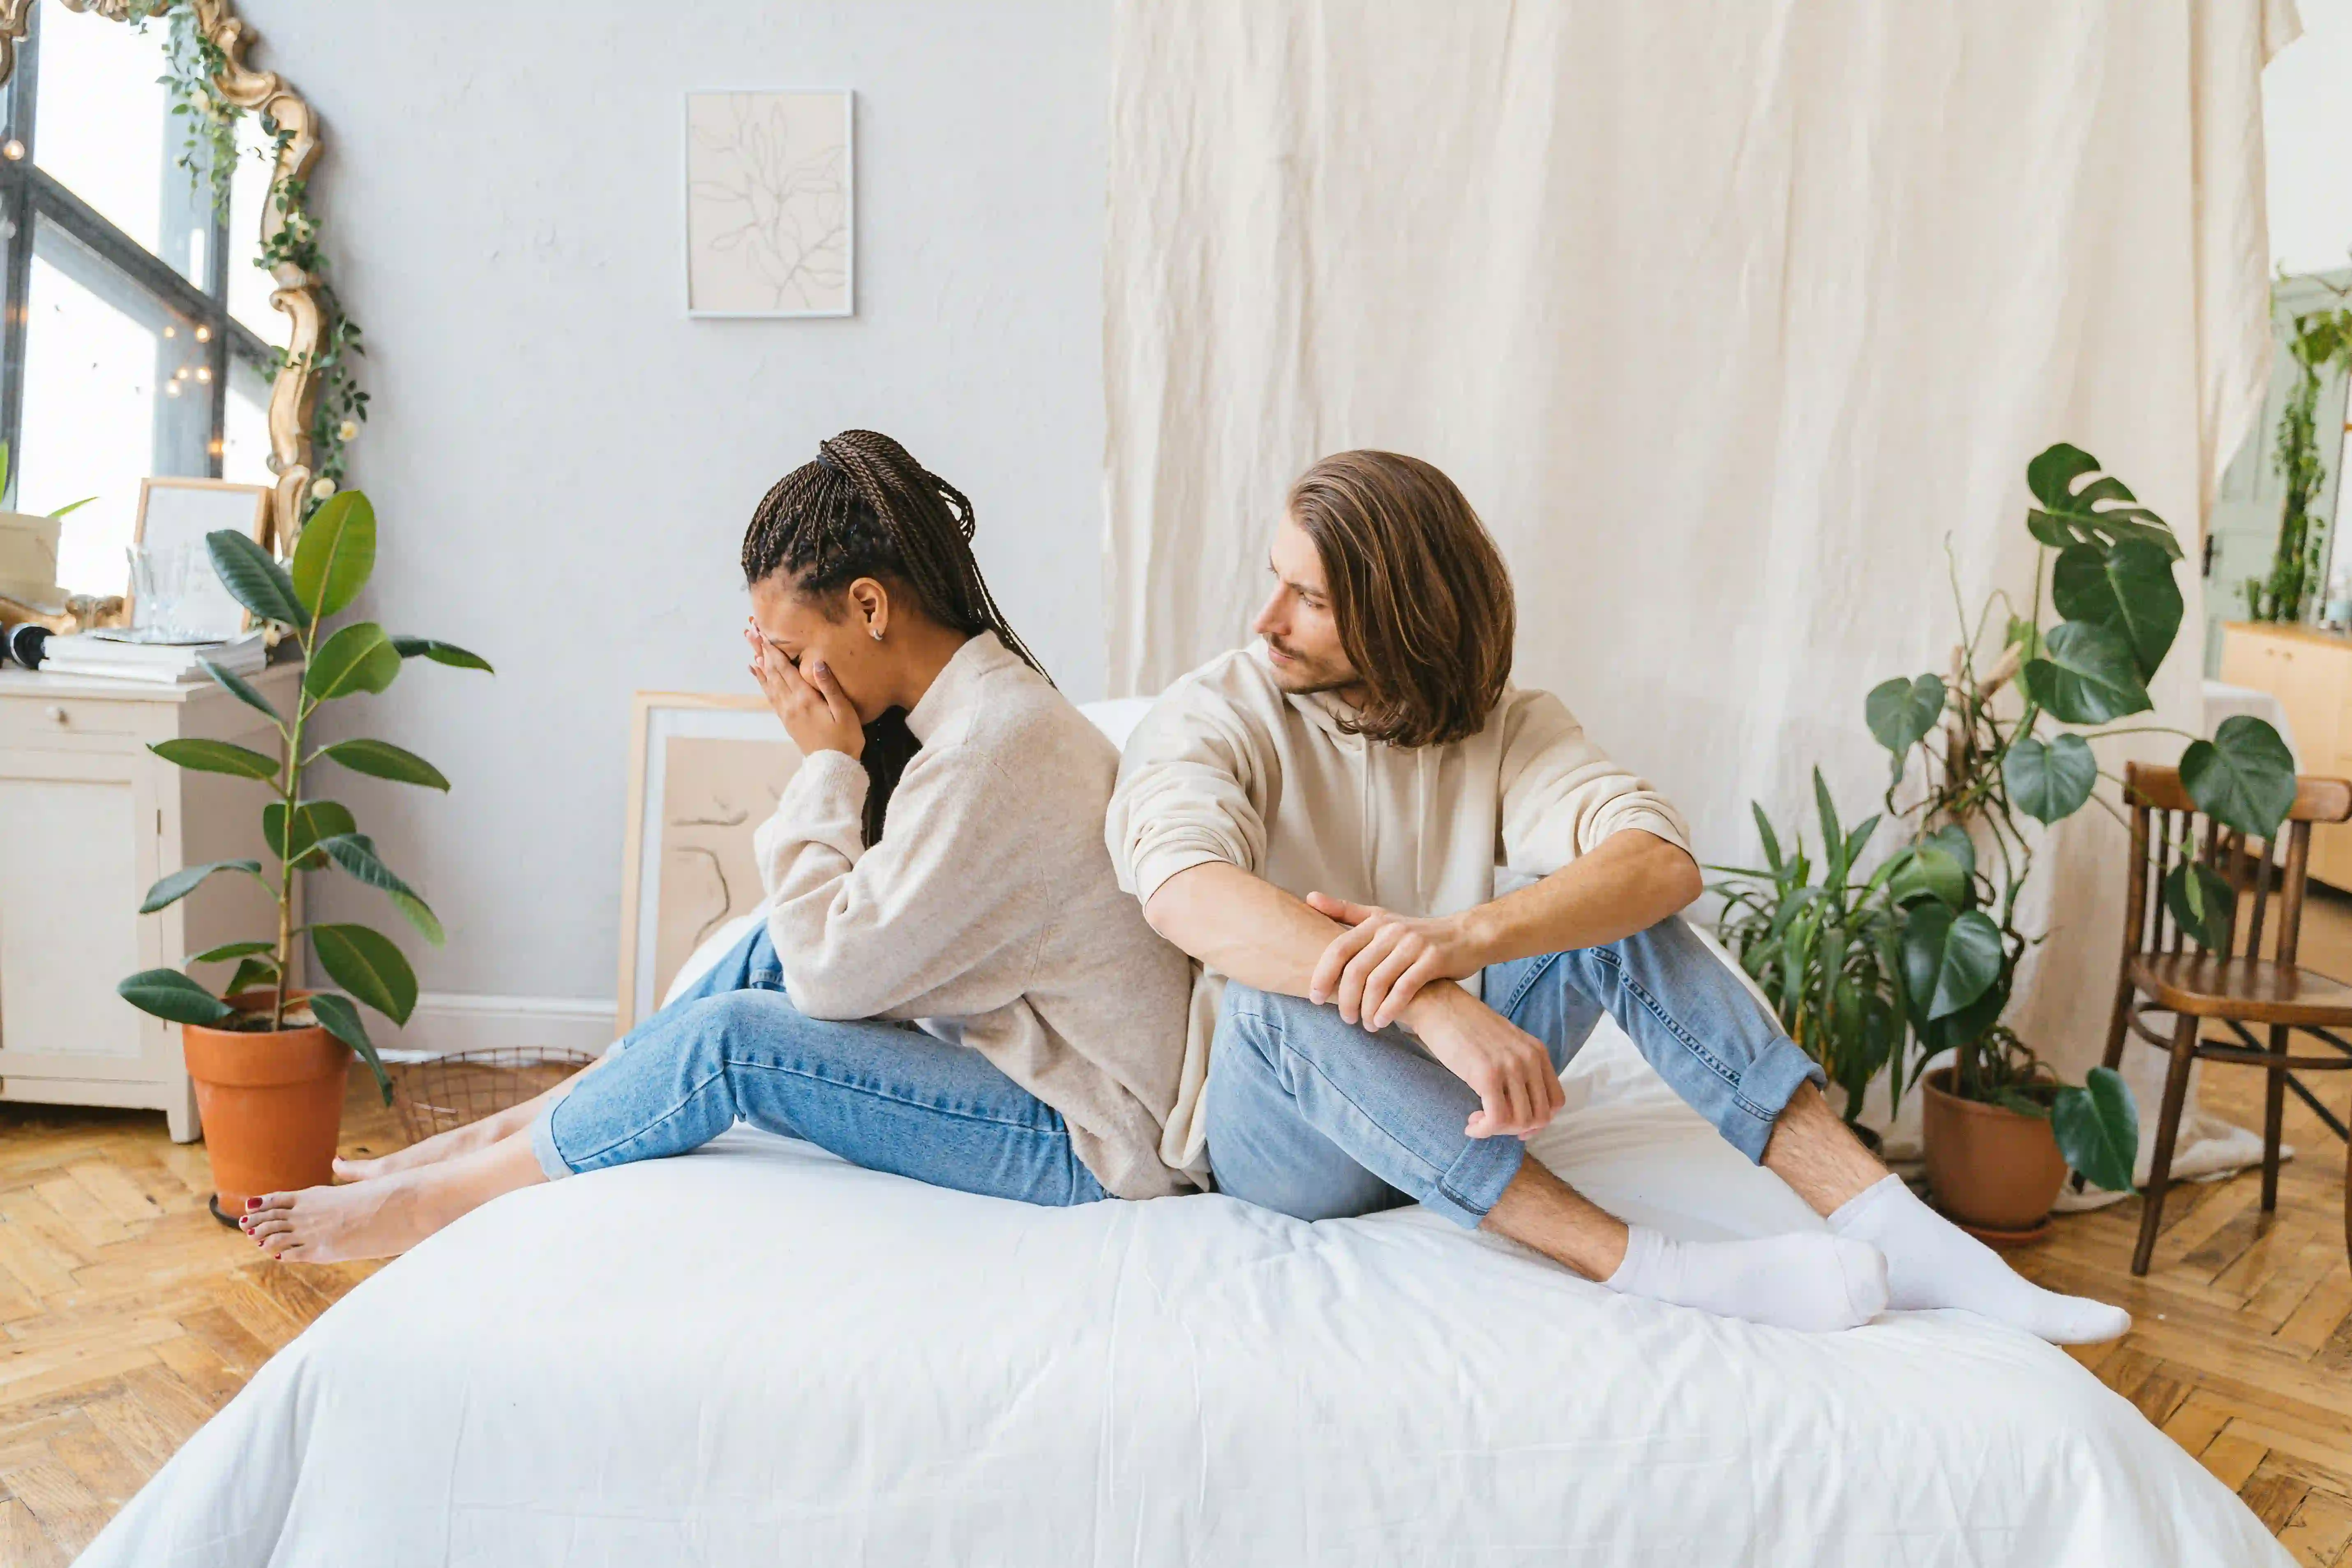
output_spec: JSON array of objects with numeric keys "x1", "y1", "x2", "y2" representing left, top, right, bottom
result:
[
  {"x1": 1143, "y1": 861, "x2": 1354, "y2": 998},
  {"x1": 1461, "y1": 829, "x2": 1703, "y2": 969}
]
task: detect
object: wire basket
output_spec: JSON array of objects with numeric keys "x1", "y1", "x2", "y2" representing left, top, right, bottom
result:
[{"x1": 389, "y1": 1048, "x2": 602, "y2": 1146}]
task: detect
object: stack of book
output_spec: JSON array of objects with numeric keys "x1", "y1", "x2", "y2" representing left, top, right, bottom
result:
[{"x1": 39, "y1": 628, "x2": 268, "y2": 686}]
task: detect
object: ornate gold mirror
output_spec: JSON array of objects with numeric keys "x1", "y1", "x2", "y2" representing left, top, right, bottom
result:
[{"x1": 0, "y1": 0, "x2": 346, "y2": 630}]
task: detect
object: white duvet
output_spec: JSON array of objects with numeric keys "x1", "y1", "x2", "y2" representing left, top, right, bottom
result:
[{"x1": 79, "y1": 1011, "x2": 2281, "y2": 1566}]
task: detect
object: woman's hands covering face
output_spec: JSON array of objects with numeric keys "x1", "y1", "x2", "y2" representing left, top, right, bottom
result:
[{"x1": 746, "y1": 622, "x2": 866, "y2": 759}]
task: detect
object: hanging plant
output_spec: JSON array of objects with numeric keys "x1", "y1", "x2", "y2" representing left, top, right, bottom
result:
[{"x1": 2246, "y1": 289, "x2": 2352, "y2": 624}]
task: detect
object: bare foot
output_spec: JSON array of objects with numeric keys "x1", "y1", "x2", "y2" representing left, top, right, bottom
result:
[
  {"x1": 334, "y1": 1110, "x2": 511, "y2": 1182},
  {"x1": 245, "y1": 1129, "x2": 551, "y2": 1263},
  {"x1": 240, "y1": 1175, "x2": 448, "y2": 1262}
]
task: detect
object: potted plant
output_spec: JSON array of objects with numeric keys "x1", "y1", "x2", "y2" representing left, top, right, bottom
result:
[
  {"x1": 1711, "y1": 769, "x2": 1912, "y2": 1147},
  {"x1": 1863, "y1": 443, "x2": 2297, "y2": 1238},
  {"x1": 115, "y1": 492, "x2": 489, "y2": 1217}
]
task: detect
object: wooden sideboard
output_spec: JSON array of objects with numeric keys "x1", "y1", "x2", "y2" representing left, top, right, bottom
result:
[
  {"x1": 0, "y1": 661, "x2": 301, "y2": 1140},
  {"x1": 2218, "y1": 621, "x2": 2352, "y2": 890}
]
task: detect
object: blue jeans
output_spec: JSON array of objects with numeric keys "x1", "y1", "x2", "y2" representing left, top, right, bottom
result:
[
  {"x1": 1203, "y1": 914, "x2": 1823, "y2": 1228},
  {"x1": 528, "y1": 924, "x2": 1108, "y2": 1207}
]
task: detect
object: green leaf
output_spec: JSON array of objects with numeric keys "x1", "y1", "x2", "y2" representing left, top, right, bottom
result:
[
  {"x1": 46, "y1": 495, "x2": 97, "y2": 520},
  {"x1": 1888, "y1": 843, "x2": 1969, "y2": 908},
  {"x1": 1812, "y1": 769, "x2": 1844, "y2": 878},
  {"x1": 138, "y1": 858, "x2": 262, "y2": 914},
  {"x1": 1993, "y1": 1087, "x2": 2054, "y2": 1120},
  {"x1": 2022, "y1": 443, "x2": 2182, "y2": 560},
  {"x1": 313, "y1": 831, "x2": 445, "y2": 947},
  {"x1": 116, "y1": 968, "x2": 235, "y2": 1026},
  {"x1": 311, "y1": 922, "x2": 418, "y2": 1025},
  {"x1": 307, "y1": 991, "x2": 394, "y2": 1105},
  {"x1": 2050, "y1": 540, "x2": 2184, "y2": 679},
  {"x1": 150, "y1": 738, "x2": 279, "y2": 781},
  {"x1": 189, "y1": 939, "x2": 274, "y2": 965},
  {"x1": 389, "y1": 891, "x2": 447, "y2": 947},
  {"x1": 2004, "y1": 733, "x2": 2098, "y2": 823},
  {"x1": 2163, "y1": 860, "x2": 2237, "y2": 949},
  {"x1": 303, "y1": 621, "x2": 402, "y2": 701},
  {"x1": 316, "y1": 738, "x2": 449, "y2": 790},
  {"x1": 207, "y1": 529, "x2": 307, "y2": 628},
  {"x1": 1916, "y1": 969, "x2": 2011, "y2": 1055},
  {"x1": 199, "y1": 658, "x2": 282, "y2": 725},
  {"x1": 1902, "y1": 903, "x2": 2006, "y2": 1020},
  {"x1": 1920, "y1": 823, "x2": 1978, "y2": 884},
  {"x1": 263, "y1": 799, "x2": 358, "y2": 869},
  {"x1": 290, "y1": 490, "x2": 376, "y2": 621},
  {"x1": 2003, "y1": 614, "x2": 2045, "y2": 663},
  {"x1": 388, "y1": 636, "x2": 494, "y2": 673},
  {"x1": 224, "y1": 957, "x2": 279, "y2": 998},
  {"x1": 2180, "y1": 716, "x2": 2298, "y2": 841},
  {"x1": 2053, "y1": 1067, "x2": 2139, "y2": 1193},
  {"x1": 1751, "y1": 802, "x2": 1783, "y2": 876},
  {"x1": 2019, "y1": 620, "x2": 2152, "y2": 724},
  {"x1": 1866, "y1": 674, "x2": 1947, "y2": 755}
]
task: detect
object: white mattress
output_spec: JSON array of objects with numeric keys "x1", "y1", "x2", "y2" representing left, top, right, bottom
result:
[{"x1": 78, "y1": 1016, "x2": 2283, "y2": 1567}]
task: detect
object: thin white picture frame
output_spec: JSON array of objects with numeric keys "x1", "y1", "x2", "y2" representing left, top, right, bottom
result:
[{"x1": 682, "y1": 88, "x2": 856, "y2": 319}]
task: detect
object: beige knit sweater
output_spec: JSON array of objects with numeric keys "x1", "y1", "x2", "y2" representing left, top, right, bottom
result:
[
  {"x1": 1104, "y1": 642, "x2": 1694, "y2": 1169},
  {"x1": 752, "y1": 633, "x2": 1200, "y2": 1200}
]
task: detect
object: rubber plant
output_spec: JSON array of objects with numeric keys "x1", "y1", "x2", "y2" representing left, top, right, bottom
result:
[
  {"x1": 1710, "y1": 769, "x2": 1912, "y2": 1139},
  {"x1": 114, "y1": 492, "x2": 490, "y2": 1099},
  {"x1": 1863, "y1": 443, "x2": 2299, "y2": 1192}
]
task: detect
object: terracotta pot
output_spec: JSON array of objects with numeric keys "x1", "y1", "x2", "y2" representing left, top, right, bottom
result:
[
  {"x1": 1920, "y1": 1065, "x2": 2068, "y2": 1238},
  {"x1": 181, "y1": 991, "x2": 348, "y2": 1212}
]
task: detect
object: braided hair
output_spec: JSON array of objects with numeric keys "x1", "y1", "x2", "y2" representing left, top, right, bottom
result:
[{"x1": 742, "y1": 430, "x2": 1045, "y2": 843}]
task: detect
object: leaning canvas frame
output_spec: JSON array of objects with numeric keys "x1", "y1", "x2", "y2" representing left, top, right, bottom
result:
[
  {"x1": 130, "y1": 478, "x2": 273, "y2": 638},
  {"x1": 616, "y1": 692, "x2": 804, "y2": 1029},
  {"x1": 682, "y1": 88, "x2": 856, "y2": 319}
]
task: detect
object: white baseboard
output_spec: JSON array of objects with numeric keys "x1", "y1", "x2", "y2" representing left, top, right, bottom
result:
[{"x1": 381, "y1": 992, "x2": 619, "y2": 1061}]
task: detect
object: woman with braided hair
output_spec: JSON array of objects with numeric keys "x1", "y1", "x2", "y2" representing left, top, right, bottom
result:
[{"x1": 242, "y1": 431, "x2": 1203, "y2": 1262}]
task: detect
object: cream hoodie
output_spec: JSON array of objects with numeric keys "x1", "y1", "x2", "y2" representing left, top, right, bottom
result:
[
  {"x1": 1104, "y1": 642, "x2": 1694, "y2": 1169},
  {"x1": 755, "y1": 632, "x2": 1200, "y2": 1200}
]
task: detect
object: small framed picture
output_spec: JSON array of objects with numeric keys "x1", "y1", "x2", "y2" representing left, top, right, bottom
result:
[
  {"x1": 683, "y1": 88, "x2": 854, "y2": 318},
  {"x1": 616, "y1": 692, "x2": 806, "y2": 1028},
  {"x1": 131, "y1": 478, "x2": 273, "y2": 640}
]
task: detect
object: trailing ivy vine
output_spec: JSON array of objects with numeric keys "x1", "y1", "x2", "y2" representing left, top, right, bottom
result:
[
  {"x1": 133, "y1": 0, "x2": 367, "y2": 524},
  {"x1": 2248, "y1": 286, "x2": 2352, "y2": 625}
]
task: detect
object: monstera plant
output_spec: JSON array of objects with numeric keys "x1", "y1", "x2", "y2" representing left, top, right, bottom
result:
[
  {"x1": 113, "y1": 492, "x2": 489, "y2": 1207},
  {"x1": 1863, "y1": 443, "x2": 2296, "y2": 1212}
]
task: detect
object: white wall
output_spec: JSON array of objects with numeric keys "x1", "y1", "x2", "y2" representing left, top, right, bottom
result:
[
  {"x1": 237, "y1": 0, "x2": 1112, "y2": 1031},
  {"x1": 2267, "y1": 0, "x2": 2352, "y2": 275}
]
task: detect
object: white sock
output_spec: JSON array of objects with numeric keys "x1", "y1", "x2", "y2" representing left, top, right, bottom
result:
[
  {"x1": 1828, "y1": 1174, "x2": 2130, "y2": 1344},
  {"x1": 1603, "y1": 1225, "x2": 1889, "y2": 1333}
]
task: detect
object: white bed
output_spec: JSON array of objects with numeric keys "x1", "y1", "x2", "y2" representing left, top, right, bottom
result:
[
  {"x1": 76, "y1": 695, "x2": 2285, "y2": 1566},
  {"x1": 78, "y1": 1010, "x2": 2284, "y2": 1566}
]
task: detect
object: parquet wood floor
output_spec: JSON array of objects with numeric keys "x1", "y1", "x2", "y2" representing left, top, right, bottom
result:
[{"x1": 5, "y1": 908, "x2": 2352, "y2": 1562}]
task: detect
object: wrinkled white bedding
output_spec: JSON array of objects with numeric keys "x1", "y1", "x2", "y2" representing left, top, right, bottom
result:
[{"x1": 79, "y1": 1011, "x2": 2283, "y2": 1567}]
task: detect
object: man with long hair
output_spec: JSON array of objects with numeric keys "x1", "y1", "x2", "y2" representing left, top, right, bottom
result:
[{"x1": 1108, "y1": 450, "x2": 2129, "y2": 1340}]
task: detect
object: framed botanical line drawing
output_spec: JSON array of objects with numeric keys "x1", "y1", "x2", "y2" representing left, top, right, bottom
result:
[
  {"x1": 683, "y1": 88, "x2": 855, "y2": 318},
  {"x1": 616, "y1": 692, "x2": 804, "y2": 1028}
]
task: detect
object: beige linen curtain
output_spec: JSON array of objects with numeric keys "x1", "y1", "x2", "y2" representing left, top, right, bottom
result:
[{"x1": 1104, "y1": 0, "x2": 2298, "y2": 1154}]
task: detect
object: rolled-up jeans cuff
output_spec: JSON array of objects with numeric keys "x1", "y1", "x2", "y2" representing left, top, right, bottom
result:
[
  {"x1": 1420, "y1": 1131, "x2": 1529, "y2": 1229},
  {"x1": 1721, "y1": 1039, "x2": 1826, "y2": 1164},
  {"x1": 529, "y1": 1105, "x2": 577, "y2": 1182}
]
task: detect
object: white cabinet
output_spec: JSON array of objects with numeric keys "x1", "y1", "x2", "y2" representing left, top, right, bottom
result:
[{"x1": 0, "y1": 662, "x2": 302, "y2": 1141}]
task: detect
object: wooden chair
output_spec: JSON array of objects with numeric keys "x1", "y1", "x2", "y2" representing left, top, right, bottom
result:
[{"x1": 2102, "y1": 762, "x2": 2352, "y2": 1277}]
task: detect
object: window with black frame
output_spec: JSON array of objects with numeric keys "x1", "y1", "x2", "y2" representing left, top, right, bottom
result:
[{"x1": 0, "y1": 3, "x2": 282, "y2": 598}]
